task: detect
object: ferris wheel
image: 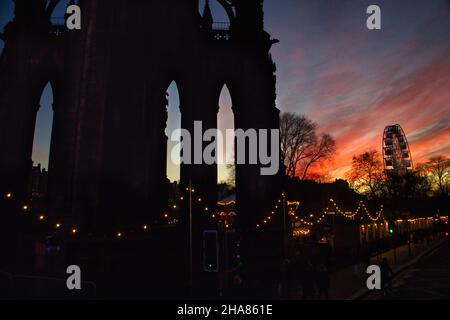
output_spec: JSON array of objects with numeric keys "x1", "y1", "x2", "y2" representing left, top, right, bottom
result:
[{"x1": 382, "y1": 124, "x2": 413, "y2": 172}]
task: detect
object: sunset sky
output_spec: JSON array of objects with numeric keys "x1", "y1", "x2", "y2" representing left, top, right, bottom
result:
[{"x1": 1, "y1": 0, "x2": 449, "y2": 182}]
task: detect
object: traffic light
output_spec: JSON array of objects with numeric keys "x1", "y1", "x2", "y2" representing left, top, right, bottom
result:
[
  {"x1": 203, "y1": 230, "x2": 219, "y2": 272},
  {"x1": 388, "y1": 221, "x2": 396, "y2": 235},
  {"x1": 226, "y1": 230, "x2": 242, "y2": 272}
]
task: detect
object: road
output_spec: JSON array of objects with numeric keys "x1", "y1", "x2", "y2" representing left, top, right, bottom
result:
[{"x1": 366, "y1": 238, "x2": 450, "y2": 300}]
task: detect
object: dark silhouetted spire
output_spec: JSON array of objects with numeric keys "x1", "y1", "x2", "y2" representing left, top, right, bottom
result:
[{"x1": 202, "y1": 0, "x2": 214, "y2": 30}]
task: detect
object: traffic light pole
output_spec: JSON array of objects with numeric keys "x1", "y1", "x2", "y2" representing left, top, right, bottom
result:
[{"x1": 189, "y1": 179, "x2": 193, "y2": 296}]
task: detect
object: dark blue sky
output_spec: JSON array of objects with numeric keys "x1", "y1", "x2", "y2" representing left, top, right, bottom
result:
[{"x1": 1, "y1": 0, "x2": 449, "y2": 180}]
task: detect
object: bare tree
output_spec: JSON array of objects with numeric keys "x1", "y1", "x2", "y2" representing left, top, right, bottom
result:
[
  {"x1": 418, "y1": 156, "x2": 450, "y2": 196},
  {"x1": 300, "y1": 133, "x2": 336, "y2": 180},
  {"x1": 346, "y1": 150, "x2": 385, "y2": 199},
  {"x1": 280, "y1": 113, "x2": 316, "y2": 178},
  {"x1": 280, "y1": 112, "x2": 335, "y2": 180}
]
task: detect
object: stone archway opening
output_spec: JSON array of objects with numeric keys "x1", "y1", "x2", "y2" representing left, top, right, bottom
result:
[{"x1": 30, "y1": 82, "x2": 54, "y2": 197}]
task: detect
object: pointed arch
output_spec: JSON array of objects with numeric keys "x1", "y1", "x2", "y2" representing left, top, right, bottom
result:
[
  {"x1": 217, "y1": 83, "x2": 235, "y2": 186},
  {"x1": 165, "y1": 80, "x2": 182, "y2": 183},
  {"x1": 199, "y1": 0, "x2": 234, "y2": 26},
  {"x1": 32, "y1": 82, "x2": 54, "y2": 171}
]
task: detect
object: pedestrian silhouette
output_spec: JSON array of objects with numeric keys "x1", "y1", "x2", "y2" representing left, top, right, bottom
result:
[{"x1": 380, "y1": 258, "x2": 393, "y2": 297}]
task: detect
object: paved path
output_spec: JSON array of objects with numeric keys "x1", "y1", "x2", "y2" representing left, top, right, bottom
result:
[
  {"x1": 364, "y1": 238, "x2": 450, "y2": 300},
  {"x1": 329, "y1": 237, "x2": 445, "y2": 300}
]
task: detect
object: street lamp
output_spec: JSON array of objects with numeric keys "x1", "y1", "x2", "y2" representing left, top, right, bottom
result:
[{"x1": 189, "y1": 179, "x2": 193, "y2": 296}]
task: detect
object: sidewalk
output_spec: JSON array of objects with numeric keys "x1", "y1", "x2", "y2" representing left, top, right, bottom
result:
[{"x1": 328, "y1": 237, "x2": 446, "y2": 300}]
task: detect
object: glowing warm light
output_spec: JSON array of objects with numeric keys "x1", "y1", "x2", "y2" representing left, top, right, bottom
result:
[
  {"x1": 22, "y1": 205, "x2": 29, "y2": 211},
  {"x1": 39, "y1": 215, "x2": 45, "y2": 221},
  {"x1": 5, "y1": 192, "x2": 12, "y2": 199},
  {"x1": 180, "y1": 196, "x2": 184, "y2": 200},
  {"x1": 204, "y1": 207, "x2": 209, "y2": 212},
  {"x1": 143, "y1": 225, "x2": 148, "y2": 230},
  {"x1": 164, "y1": 213, "x2": 169, "y2": 218},
  {"x1": 197, "y1": 198, "x2": 202, "y2": 202},
  {"x1": 117, "y1": 232, "x2": 122, "y2": 238},
  {"x1": 71, "y1": 228, "x2": 77, "y2": 234},
  {"x1": 56, "y1": 223, "x2": 61, "y2": 228},
  {"x1": 172, "y1": 205, "x2": 177, "y2": 209}
]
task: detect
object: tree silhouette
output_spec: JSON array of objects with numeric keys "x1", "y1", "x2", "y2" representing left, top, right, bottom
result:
[{"x1": 280, "y1": 112, "x2": 335, "y2": 180}]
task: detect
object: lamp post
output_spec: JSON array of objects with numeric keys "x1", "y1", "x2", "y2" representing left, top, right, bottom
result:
[
  {"x1": 327, "y1": 211, "x2": 336, "y2": 252},
  {"x1": 189, "y1": 179, "x2": 193, "y2": 295},
  {"x1": 282, "y1": 193, "x2": 287, "y2": 258}
]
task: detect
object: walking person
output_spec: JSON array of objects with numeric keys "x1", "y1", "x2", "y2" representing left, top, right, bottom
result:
[{"x1": 380, "y1": 258, "x2": 393, "y2": 298}]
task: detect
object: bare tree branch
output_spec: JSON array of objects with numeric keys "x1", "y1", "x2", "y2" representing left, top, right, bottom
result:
[
  {"x1": 345, "y1": 150, "x2": 385, "y2": 199},
  {"x1": 280, "y1": 112, "x2": 335, "y2": 180},
  {"x1": 301, "y1": 134, "x2": 336, "y2": 180},
  {"x1": 417, "y1": 156, "x2": 450, "y2": 196}
]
